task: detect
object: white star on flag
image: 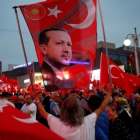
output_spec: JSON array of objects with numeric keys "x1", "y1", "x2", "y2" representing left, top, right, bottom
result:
[
  {"x1": 0, "y1": 104, "x2": 7, "y2": 112},
  {"x1": 48, "y1": 5, "x2": 62, "y2": 18}
]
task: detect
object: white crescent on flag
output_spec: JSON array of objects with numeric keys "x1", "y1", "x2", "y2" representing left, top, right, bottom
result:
[
  {"x1": 109, "y1": 65, "x2": 120, "y2": 79},
  {"x1": 67, "y1": 0, "x2": 95, "y2": 29},
  {"x1": 13, "y1": 116, "x2": 38, "y2": 123},
  {"x1": 0, "y1": 104, "x2": 7, "y2": 112}
]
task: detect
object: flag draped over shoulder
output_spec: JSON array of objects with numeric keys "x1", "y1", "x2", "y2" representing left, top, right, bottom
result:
[
  {"x1": 0, "y1": 103, "x2": 64, "y2": 140},
  {"x1": 100, "y1": 53, "x2": 138, "y2": 100},
  {"x1": 19, "y1": 0, "x2": 97, "y2": 91}
]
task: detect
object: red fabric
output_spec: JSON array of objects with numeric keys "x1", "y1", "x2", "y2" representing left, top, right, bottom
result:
[
  {"x1": 26, "y1": 83, "x2": 42, "y2": 94},
  {"x1": 2, "y1": 74, "x2": 13, "y2": 84},
  {"x1": 0, "y1": 104, "x2": 64, "y2": 140},
  {"x1": 69, "y1": 64, "x2": 90, "y2": 91},
  {"x1": 12, "y1": 96, "x2": 19, "y2": 103},
  {"x1": 100, "y1": 53, "x2": 133, "y2": 99},
  {"x1": 127, "y1": 74, "x2": 140, "y2": 92},
  {"x1": 19, "y1": 0, "x2": 97, "y2": 90},
  {"x1": 1, "y1": 75, "x2": 19, "y2": 93},
  {"x1": 127, "y1": 52, "x2": 134, "y2": 65}
]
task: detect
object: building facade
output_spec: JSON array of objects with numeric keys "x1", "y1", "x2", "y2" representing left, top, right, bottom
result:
[
  {"x1": 94, "y1": 42, "x2": 140, "y2": 72},
  {"x1": 2, "y1": 62, "x2": 43, "y2": 89}
]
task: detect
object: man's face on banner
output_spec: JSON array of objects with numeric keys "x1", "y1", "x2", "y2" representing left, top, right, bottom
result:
[{"x1": 42, "y1": 30, "x2": 72, "y2": 68}]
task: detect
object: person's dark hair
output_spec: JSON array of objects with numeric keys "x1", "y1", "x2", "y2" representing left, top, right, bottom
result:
[
  {"x1": 88, "y1": 95, "x2": 102, "y2": 112},
  {"x1": 38, "y1": 28, "x2": 68, "y2": 45},
  {"x1": 137, "y1": 88, "x2": 140, "y2": 94},
  {"x1": 1, "y1": 92, "x2": 9, "y2": 98},
  {"x1": 112, "y1": 92, "x2": 119, "y2": 99},
  {"x1": 25, "y1": 94, "x2": 32, "y2": 98},
  {"x1": 60, "y1": 97, "x2": 84, "y2": 127},
  {"x1": 65, "y1": 93, "x2": 70, "y2": 100},
  {"x1": 70, "y1": 90, "x2": 77, "y2": 94}
]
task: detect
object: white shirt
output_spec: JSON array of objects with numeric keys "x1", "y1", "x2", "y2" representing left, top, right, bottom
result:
[
  {"x1": 47, "y1": 113, "x2": 97, "y2": 140},
  {"x1": 0, "y1": 99, "x2": 15, "y2": 107},
  {"x1": 21, "y1": 103, "x2": 37, "y2": 120}
]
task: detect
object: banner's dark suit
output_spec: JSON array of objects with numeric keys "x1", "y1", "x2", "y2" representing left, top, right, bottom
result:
[{"x1": 41, "y1": 61, "x2": 75, "y2": 90}]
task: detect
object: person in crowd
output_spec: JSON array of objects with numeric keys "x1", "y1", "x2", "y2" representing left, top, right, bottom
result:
[
  {"x1": 21, "y1": 94, "x2": 37, "y2": 120},
  {"x1": 38, "y1": 28, "x2": 75, "y2": 90},
  {"x1": 58, "y1": 93, "x2": 64, "y2": 108},
  {"x1": 113, "y1": 97, "x2": 134, "y2": 134},
  {"x1": 43, "y1": 91, "x2": 50, "y2": 113},
  {"x1": 105, "y1": 104, "x2": 133, "y2": 140},
  {"x1": 32, "y1": 84, "x2": 114, "y2": 140},
  {"x1": 36, "y1": 92, "x2": 44, "y2": 121},
  {"x1": 70, "y1": 90, "x2": 78, "y2": 98},
  {"x1": 18, "y1": 95, "x2": 25, "y2": 107},
  {"x1": 88, "y1": 95, "x2": 109, "y2": 140},
  {"x1": 80, "y1": 90, "x2": 90, "y2": 116},
  {"x1": 12, "y1": 95, "x2": 22, "y2": 110},
  {"x1": 64, "y1": 92, "x2": 70, "y2": 100},
  {"x1": 97, "y1": 85, "x2": 106, "y2": 100},
  {"x1": 50, "y1": 92, "x2": 60, "y2": 117},
  {"x1": 88, "y1": 88, "x2": 97, "y2": 98},
  {"x1": 132, "y1": 93, "x2": 140, "y2": 140},
  {"x1": 113, "y1": 97, "x2": 132, "y2": 117},
  {"x1": 0, "y1": 92, "x2": 15, "y2": 107}
]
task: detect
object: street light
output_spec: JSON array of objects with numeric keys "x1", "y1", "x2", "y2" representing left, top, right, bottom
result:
[{"x1": 124, "y1": 27, "x2": 140, "y2": 76}]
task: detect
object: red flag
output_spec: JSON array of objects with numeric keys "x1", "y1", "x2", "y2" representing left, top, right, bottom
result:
[
  {"x1": 2, "y1": 74, "x2": 12, "y2": 84},
  {"x1": 100, "y1": 53, "x2": 133, "y2": 99},
  {"x1": 19, "y1": 0, "x2": 97, "y2": 90},
  {"x1": 127, "y1": 52, "x2": 134, "y2": 65},
  {"x1": 0, "y1": 103, "x2": 64, "y2": 140},
  {"x1": 127, "y1": 74, "x2": 140, "y2": 92},
  {"x1": 2, "y1": 75, "x2": 20, "y2": 93}
]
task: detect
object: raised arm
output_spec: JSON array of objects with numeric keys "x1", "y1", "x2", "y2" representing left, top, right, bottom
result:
[
  {"x1": 32, "y1": 93, "x2": 49, "y2": 120},
  {"x1": 94, "y1": 84, "x2": 114, "y2": 119}
]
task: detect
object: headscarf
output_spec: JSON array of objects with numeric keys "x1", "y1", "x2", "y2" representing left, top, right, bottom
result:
[{"x1": 115, "y1": 97, "x2": 131, "y2": 117}]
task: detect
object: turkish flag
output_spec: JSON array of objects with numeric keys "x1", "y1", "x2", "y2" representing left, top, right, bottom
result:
[
  {"x1": 19, "y1": 0, "x2": 97, "y2": 90},
  {"x1": 127, "y1": 52, "x2": 134, "y2": 65},
  {"x1": 127, "y1": 74, "x2": 140, "y2": 92},
  {"x1": 100, "y1": 53, "x2": 133, "y2": 99},
  {"x1": 1, "y1": 75, "x2": 20, "y2": 93},
  {"x1": 69, "y1": 64, "x2": 90, "y2": 91},
  {"x1": 2, "y1": 74, "x2": 13, "y2": 84},
  {"x1": 0, "y1": 103, "x2": 64, "y2": 140}
]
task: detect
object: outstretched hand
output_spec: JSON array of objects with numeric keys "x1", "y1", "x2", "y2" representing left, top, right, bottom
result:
[{"x1": 107, "y1": 84, "x2": 115, "y2": 94}]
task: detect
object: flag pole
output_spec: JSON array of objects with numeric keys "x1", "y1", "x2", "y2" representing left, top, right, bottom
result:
[
  {"x1": 13, "y1": 6, "x2": 34, "y2": 92},
  {"x1": 98, "y1": 0, "x2": 112, "y2": 84}
]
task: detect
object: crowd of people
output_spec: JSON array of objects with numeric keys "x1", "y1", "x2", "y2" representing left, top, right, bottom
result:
[{"x1": 0, "y1": 85, "x2": 140, "y2": 140}]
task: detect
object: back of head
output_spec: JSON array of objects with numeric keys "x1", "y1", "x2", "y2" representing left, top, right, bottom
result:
[
  {"x1": 88, "y1": 95, "x2": 102, "y2": 112},
  {"x1": 60, "y1": 97, "x2": 84, "y2": 127},
  {"x1": 70, "y1": 90, "x2": 77, "y2": 94},
  {"x1": 52, "y1": 92, "x2": 58, "y2": 99},
  {"x1": 1, "y1": 92, "x2": 9, "y2": 98}
]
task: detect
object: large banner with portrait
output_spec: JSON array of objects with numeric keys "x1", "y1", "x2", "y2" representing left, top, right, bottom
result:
[{"x1": 19, "y1": 0, "x2": 97, "y2": 91}]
